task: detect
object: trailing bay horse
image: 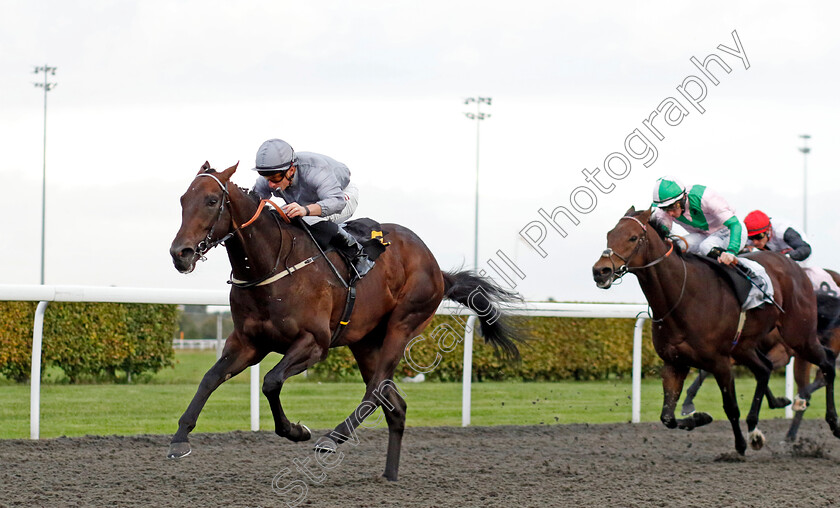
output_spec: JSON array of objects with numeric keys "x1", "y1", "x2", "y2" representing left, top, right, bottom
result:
[
  {"x1": 592, "y1": 207, "x2": 840, "y2": 455},
  {"x1": 168, "y1": 163, "x2": 522, "y2": 480},
  {"x1": 680, "y1": 269, "x2": 840, "y2": 442}
]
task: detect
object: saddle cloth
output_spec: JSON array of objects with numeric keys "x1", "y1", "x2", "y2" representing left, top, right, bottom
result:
[
  {"x1": 694, "y1": 255, "x2": 774, "y2": 310},
  {"x1": 342, "y1": 217, "x2": 390, "y2": 261}
]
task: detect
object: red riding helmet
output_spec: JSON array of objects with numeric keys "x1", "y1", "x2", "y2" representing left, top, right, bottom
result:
[{"x1": 744, "y1": 210, "x2": 771, "y2": 236}]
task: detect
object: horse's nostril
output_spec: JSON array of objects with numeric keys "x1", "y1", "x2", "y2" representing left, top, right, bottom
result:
[{"x1": 170, "y1": 245, "x2": 195, "y2": 260}]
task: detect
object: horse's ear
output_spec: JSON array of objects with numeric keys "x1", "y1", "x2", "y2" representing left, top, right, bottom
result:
[
  {"x1": 639, "y1": 208, "x2": 653, "y2": 222},
  {"x1": 198, "y1": 161, "x2": 211, "y2": 175},
  {"x1": 220, "y1": 161, "x2": 238, "y2": 179},
  {"x1": 625, "y1": 206, "x2": 636, "y2": 216}
]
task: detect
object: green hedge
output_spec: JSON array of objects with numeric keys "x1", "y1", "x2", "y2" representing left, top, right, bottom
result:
[
  {"x1": 309, "y1": 315, "x2": 662, "y2": 382},
  {"x1": 0, "y1": 302, "x2": 178, "y2": 383}
]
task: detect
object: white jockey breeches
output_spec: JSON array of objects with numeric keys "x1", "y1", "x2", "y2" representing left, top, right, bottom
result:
[{"x1": 302, "y1": 182, "x2": 359, "y2": 226}]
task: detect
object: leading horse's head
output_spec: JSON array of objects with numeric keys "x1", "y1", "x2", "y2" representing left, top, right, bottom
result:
[
  {"x1": 170, "y1": 161, "x2": 238, "y2": 273},
  {"x1": 592, "y1": 206, "x2": 655, "y2": 289}
]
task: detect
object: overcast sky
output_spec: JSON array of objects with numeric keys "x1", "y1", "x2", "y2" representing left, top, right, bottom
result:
[{"x1": 2, "y1": 1, "x2": 839, "y2": 303}]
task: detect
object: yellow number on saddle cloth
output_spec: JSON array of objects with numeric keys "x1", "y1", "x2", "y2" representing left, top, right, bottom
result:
[{"x1": 371, "y1": 230, "x2": 391, "y2": 246}]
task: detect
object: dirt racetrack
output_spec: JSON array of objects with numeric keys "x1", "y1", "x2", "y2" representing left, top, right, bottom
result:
[{"x1": 2, "y1": 418, "x2": 840, "y2": 507}]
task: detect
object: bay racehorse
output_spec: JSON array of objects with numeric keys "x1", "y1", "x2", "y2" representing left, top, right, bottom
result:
[
  {"x1": 680, "y1": 270, "x2": 840, "y2": 442},
  {"x1": 168, "y1": 163, "x2": 522, "y2": 480},
  {"x1": 592, "y1": 207, "x2": 840, "y2": 454}
]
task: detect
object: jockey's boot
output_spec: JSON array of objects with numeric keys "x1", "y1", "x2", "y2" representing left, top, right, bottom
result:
[
  {"x1": 331, "y1": 226, "x2": 375, "y2": 281},
  {"x1": 734, "y1": 260, "x2": 774, "y2": 296}
]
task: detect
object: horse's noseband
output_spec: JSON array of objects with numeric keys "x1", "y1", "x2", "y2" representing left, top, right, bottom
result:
[{"x1": 600, "y1": 248, "x2": 629, "y2": 278}]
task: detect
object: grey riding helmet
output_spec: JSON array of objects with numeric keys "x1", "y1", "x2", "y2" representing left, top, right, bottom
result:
[{"x1": 253, "y1": 139, "x2": 296, "y2": 175}]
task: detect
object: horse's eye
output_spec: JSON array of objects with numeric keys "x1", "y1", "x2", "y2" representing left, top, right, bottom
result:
[
  {"x1": 629, "y1": 236, "x2": 638, "y2": 242},
  {"x1": 207, "y1": 197, "x2": 218, "y2": 207}
]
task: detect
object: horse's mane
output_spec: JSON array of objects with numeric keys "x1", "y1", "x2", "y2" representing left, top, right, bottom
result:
[
  {"x1": 200, "y1": 168, "x2": 260, "y2": 202},
  {"x1": 630, "y1": 209, "x2": 686, "y2": 256}
]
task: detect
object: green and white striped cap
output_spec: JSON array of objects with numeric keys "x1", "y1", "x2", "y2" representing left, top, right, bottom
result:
[{"x1": 651, "y1": 176, "x2": 686, "y2": 208}]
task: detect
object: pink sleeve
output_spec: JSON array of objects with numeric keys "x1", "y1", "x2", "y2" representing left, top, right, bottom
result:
[{"x1": 699, "y1": 188, "x2": 737, "y2": 230}]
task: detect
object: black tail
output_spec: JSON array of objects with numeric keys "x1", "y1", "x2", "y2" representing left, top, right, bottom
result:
[{"x1": 442, "y1": 270, "x2": 524, "y2": 360}]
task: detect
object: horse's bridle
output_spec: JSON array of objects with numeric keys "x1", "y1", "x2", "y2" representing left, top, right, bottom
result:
[
  {"x1": 192, "y1": 171, "x2": 311, "y2": 288},
  {"x1": 600, "y1": 216, "x2": 674, "y2": 279},
  {"x1": 194, "y1": 172, "x2": 236, "y2": 258},
  {"x1": 600, "y1": 215, "x2": 685, "y2": 322}
]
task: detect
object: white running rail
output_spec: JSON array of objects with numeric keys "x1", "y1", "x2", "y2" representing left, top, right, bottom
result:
[{"x1": 1, "y1": 284, "x2": 710, "y2": 439}]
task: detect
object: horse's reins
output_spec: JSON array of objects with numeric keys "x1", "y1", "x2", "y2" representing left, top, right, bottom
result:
[
  {"x1": 194, "y1": 172, "x2": 320, "y2": 287},
  {"x1": 600, "y1": 215, "x2": 686, "y2": 323},
  {"x1": 195, "y1": 172, "x2": 355, "y2": 342}
]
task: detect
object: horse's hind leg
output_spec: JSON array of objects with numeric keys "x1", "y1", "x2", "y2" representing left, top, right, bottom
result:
[
  {"x1": 681, "y1": 369, "x2": 709, "y2": 416},
  {"x1": 168, "y1": 337, "x2": 261, "y2": 458},
  {"x1": 791, "y1": 341, "x2": 840, "y2": 438},
  {"x1": 262, "y1": 331, "x2": 327, "y2": 442},
  {"x1": 786, "y1": 357, "x2": 819, "y2": 441},
  {"x1": 320, "y1": 311, "x2": 435, "y2": 481},
  {"x1": 817, "y1": 347, "x2": 840, "y2": 438},
  {"x1": 344, "y1": 337, "x2": 408, "y2": 482}
]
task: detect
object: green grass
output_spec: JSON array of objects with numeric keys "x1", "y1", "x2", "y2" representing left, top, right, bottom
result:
[{"x1": 0, "y1": 351, "x2": 826, "y2": 439}]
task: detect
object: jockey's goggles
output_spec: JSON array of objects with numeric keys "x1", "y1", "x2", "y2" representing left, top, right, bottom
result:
[
  {"x1": 258, "y1": 168, "x2": 289, "y2": 178},
  {"x1": 748, "y1": 232, "x2": 767, "y2": 241}
]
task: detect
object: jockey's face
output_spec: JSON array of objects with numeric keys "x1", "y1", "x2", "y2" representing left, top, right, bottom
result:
[
  {"x1": 663, "y1": 201, "x2": 683, "y2": 219},
  {"x1": 264, "y1": 166, "x2": 296, "y2": 191},
  {"x1": 750, "y1": 230, "x2": 770, "y2": 249}
]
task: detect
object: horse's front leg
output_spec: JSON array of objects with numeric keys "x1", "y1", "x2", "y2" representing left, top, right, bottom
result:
[
  {"x1": 733, "y1": 348, "x2": 776, "y2": 450},
  {"x1": 660, "y1": 363, "x2": 687, "y2": 428},
  {"x1": 786, "y1": 357, "x2": 821, "y2": 441},
  {"x1": 711, "y1": 365, "x2": 747, "y2": 455},
  {"x1": 168, "y1": 336, "x2": 261, "y2": 458},
  {"x1": 262, "y1": 331, "x2": 327, "y2": 442}
]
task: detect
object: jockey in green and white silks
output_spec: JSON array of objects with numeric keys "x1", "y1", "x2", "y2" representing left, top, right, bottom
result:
[
  {"x1": 651, "y1": 177, "x2": 746, "y2": 259},
  {"x1": 651, "y1": 176, "x2": 772, "y2": 310}
]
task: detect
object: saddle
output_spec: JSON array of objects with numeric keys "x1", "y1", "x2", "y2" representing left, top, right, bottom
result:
[
  {"x1": 692, "y1": 254, "x2": 753, "y2": 307},
  {"x1": 342, "y1": 217, "x2": 391, "y2": 261},
  {"x1": 298, "y1": 216, "x2": 390, "y2": 261}
]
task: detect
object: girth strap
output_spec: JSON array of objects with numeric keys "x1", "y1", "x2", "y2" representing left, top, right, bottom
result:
[
  {"x1": 229, "y1": 255, "x2": 319, "y2": 288},
  {"x1": 731, "y1": 311, "x2": 747, "y2": 350},
  {"x1": 330, "y1": 286, "x2": 357, "y2": 347}
]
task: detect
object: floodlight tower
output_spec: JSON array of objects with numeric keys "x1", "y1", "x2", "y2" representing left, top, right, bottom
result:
[
  {"x1": 799, "y1": 134, "x2": 811, "y2": 234},
  {"x1": 463, "y1": 97, "x2": 492, "y2": 270},
  {"x1": 33, "y1": 65, "x2": 57, "y2": 285}
]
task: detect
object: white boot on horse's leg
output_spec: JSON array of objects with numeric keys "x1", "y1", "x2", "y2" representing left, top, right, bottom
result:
[{"x1": 748, "y1": 428, "x2": 766, "y2": 450}]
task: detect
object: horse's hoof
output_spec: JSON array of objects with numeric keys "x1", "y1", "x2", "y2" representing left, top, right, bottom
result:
[
  {"x1": 681, "y1": 403, "x2": 696, "y2": 417},
  {"x1": 833, "y1": 427, "x2": 840, "y2": 440},
  {"x1": 748, "y1": 428, "x2": 766, "y2": 450},
  {"x1": 677, "y1": 418, "x2": 696, "y2": 431},
  {"x1": 167, "y1": 442, "x2": 192, "y2": 459},
  {"x1": 792, "y1": 396, "x2": 808, "y2": 412},
  {"x1": 314, "y1": 437, "x2": 337, "y2": 454},
  {"x1": 770, "y1": 397, "x2": 790, "y2": 409},
  {"x1": 693, "y1": 412, "x2": 713, "y2": 427},
  {"x1": 299, "y1": 424, "x2": 312, "y2": 442}
]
